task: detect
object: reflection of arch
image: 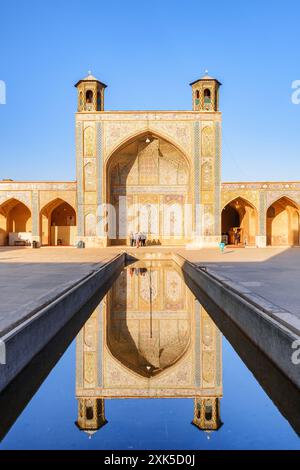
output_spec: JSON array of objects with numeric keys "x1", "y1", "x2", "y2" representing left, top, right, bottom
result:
[
  {"x1": 40, "y1": 198, "x2": 76, "y2": 246},
  {"x1": 266, "y1": 196, "x2": 300, "y2": 246},
  {"x1": 221, "y1": 197, "x2": 258, "y2": 245},
  {"x1": 106, "y1": 264, "x2": 191, "y2": 378},
  {"x1": 0, "y1": 198, "x2": 32, "y2": 246},
  {"x1": 105, "y1": 131, "x2": 191, "y2": 245}
]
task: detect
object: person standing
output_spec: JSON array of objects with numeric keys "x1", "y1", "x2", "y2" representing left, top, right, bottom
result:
[
  {"x1": 129, "y1": 231, "x2": 134, "y2": 246},
  {"x1": 234, "y1": 230, "x2": 239, "y2": 245},
  {"x1": 141, "y1": 232, "x2": 146, "y2": 246}
]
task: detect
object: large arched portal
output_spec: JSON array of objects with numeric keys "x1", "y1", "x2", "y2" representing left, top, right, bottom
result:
[
  {"x1": 0, "y1": 198, "x2": 32, "y2": 245},
  {"x1": 267, "y1": 197, "x2": 299, "y2": 246},
  {"x1": 221, "y1": 197, "x2": 258, "y2": 245},
  {"x1": 107, "y1": 134, "x2": 191, "y2": 245},
  {"x1": 40, "y1": 199, "x2": 76, "y2": 246}
]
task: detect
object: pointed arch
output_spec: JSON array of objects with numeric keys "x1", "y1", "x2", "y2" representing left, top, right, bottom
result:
[
  {"x1": 266, "y1": 196, "x2": 300, "y2": 246},
  {"x1": 105, "y1": 128, "x2": 191, "y2": 171},
  {"x1": 266, "y1": 195, "x2": 300, "y2": 212},
  {"x1": 221, "y1": 196, "x2": 258, "y2": 246},
  {"x1": 40, "y1": 198, "x2": 76, "y2": 246},
  {"x1": 40, "y1": 197, "x2": 76, "y2": 215},
  {"x1": 0, "y1": 198, "x2": 32, "y2": 246},
  {"x1": 0, "y1": 196, "x2": 31, "y2": 213},
  {"x1": 105, "y1": 131, "x2": 191, "y2": 246},
  {"x1": 221, "y1": 195, "x2": 258, "y2": 212}
]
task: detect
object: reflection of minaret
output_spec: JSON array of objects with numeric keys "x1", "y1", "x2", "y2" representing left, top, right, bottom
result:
[
  {"x1": 193, "y1": 302, "x2": 223, "y2": 433},
  {"x1": 76, "y1": 398, "x2": 107, "y2": 436},
  {"x1": 192, "y1": 397, "x2": 222, "y2": 431},
  {"x1": 75, "y1": 305, "x2": 105, "y2": 436}
]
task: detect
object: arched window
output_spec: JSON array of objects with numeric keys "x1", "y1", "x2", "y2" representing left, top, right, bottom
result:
[
  {"x1": 86, "y1": 406, "x2": 94, "y2": 420},
  {"x1": 205, "y1": 407, "x2": 213, "y2": 421},
  {"x1": 86, "y1": 90, "x2": 93, "y2": 104},
  {"x1": 204, "y1": 88, "x2": 211, "y2": 104},
  {"x1": 196, "y1": 90, "x2": 200, "y2": 99}
]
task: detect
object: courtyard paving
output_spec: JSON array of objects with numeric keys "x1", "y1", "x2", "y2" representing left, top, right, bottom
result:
[
  {"x1": 178, "y1": 246, "x2": 300, "y2": 320},
  {"x1": 0, "y1": 246, "x2": 121, "y2": 335},
  {"x1": 0, "y1": 245, "x2": 299, "y2": 336}
]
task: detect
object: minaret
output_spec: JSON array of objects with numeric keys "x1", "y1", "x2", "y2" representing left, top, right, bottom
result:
[
  {"x1": 192, "y1": 397, "x2": 222, "y2": 431},
  {"x1": 75, "y1": 72, "x2": 107, "y2": 112},
  {"x1": 76, "y1": 398, "x2": 107, "y2": 436},
  {"x1": 190, "y1": 71, "x2": 221, "y2": 112}
]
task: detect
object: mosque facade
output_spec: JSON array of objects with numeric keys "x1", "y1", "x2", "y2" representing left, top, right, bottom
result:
[{"x1": 1, "y1": 72, "x2": 299, "y2": 248}]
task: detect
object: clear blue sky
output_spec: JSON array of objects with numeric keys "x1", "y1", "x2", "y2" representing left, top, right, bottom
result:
[{"x1": 0, "y1": 0, "x2": 300, "y2": 182}]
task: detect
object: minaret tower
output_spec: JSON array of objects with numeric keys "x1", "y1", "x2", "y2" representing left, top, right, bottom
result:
[
  {"x1": 192, "y1": 397, "x2": 223, "y2": 431},
  {"x1": 189, "y1": 71, "x2": 222, "y2": 246},
  {"x1": 76, "y1": 398, "x2": 107, "y2": 436},
  {"x1": 75, "y1": 72, "x2": 107, "y2": 112},
  {"x1": 190, "y1": 71, "x2": 221, "y2": 112},
  {"x1": 74, "y1": 72, "x2": 108, "y2": 248}
]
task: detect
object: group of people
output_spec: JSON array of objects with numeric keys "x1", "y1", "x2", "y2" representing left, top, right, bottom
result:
[
  {"x1": 128, "y1": 267, "x2": 148, "y2": 277},
  {"x1": 129, "y1": 231, "x2": 147, "y2": 247}
]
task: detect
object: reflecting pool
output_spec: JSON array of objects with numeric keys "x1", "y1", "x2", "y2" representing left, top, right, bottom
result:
[{"x1": 0, "y1": 261, "x2": 299, "y2": 449}]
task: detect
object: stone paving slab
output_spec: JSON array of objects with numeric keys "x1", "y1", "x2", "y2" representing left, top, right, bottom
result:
[
  {"x1": 0, "y1": 247, "x2": 121, "y2": 336},
  {"x1": 178, "y1": 246, "x2": 300, "y2": 320}
]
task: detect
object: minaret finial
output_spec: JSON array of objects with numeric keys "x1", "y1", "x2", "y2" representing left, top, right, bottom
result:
[
  {"x1": 88, "y1": 70, "x2": 92, "y2": 76},
  {"x1": 205, "y1": 69, "x2": 209, "y2": 75}
]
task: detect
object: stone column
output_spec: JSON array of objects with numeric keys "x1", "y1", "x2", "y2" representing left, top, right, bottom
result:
[
  {"x1": 214, "y1": 121, "x2": 222, "y2": 241},
  {"x1": 96, "y1": 122, "x2": 106, "y2": 245},
  {"x1": 76, "y1": 121, "x2": 85, "y2": 239},
  {"x1": 193, "y1": 121, "x2": 201, "y2": 243},
  {"x1": 31, "y1": 190, "x2": 40, "y2": 245},
  {"x1": 257, "y1": 191, "x2": 267, "y2": 247}
]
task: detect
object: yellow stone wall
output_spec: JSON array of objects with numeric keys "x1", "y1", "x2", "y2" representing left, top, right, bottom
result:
[
  {"x1": 221, "y1": 182, "x2": 300, "y2": 246},
  {"x1": 75, "y1": 110, "x2": 222, "y2": 247},
  {"x1": 1, "y1": 77, "x2": 300, "y2": 248},
  {"x1": 0, "y1": 182, "x2": 77, "y2": 246}
]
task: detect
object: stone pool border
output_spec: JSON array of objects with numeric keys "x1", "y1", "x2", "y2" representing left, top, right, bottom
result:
[
  {"x1": 173, "y1": 252, "x2": 300, "y2": 389},
  {"x1": 0, "y1": 252, "x2": 125, "y2": 393}
]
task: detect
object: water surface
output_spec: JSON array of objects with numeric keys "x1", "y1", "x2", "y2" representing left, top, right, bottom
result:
[{"x1": 0, "y1": 261, "x2": 299, "y2": 450}]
